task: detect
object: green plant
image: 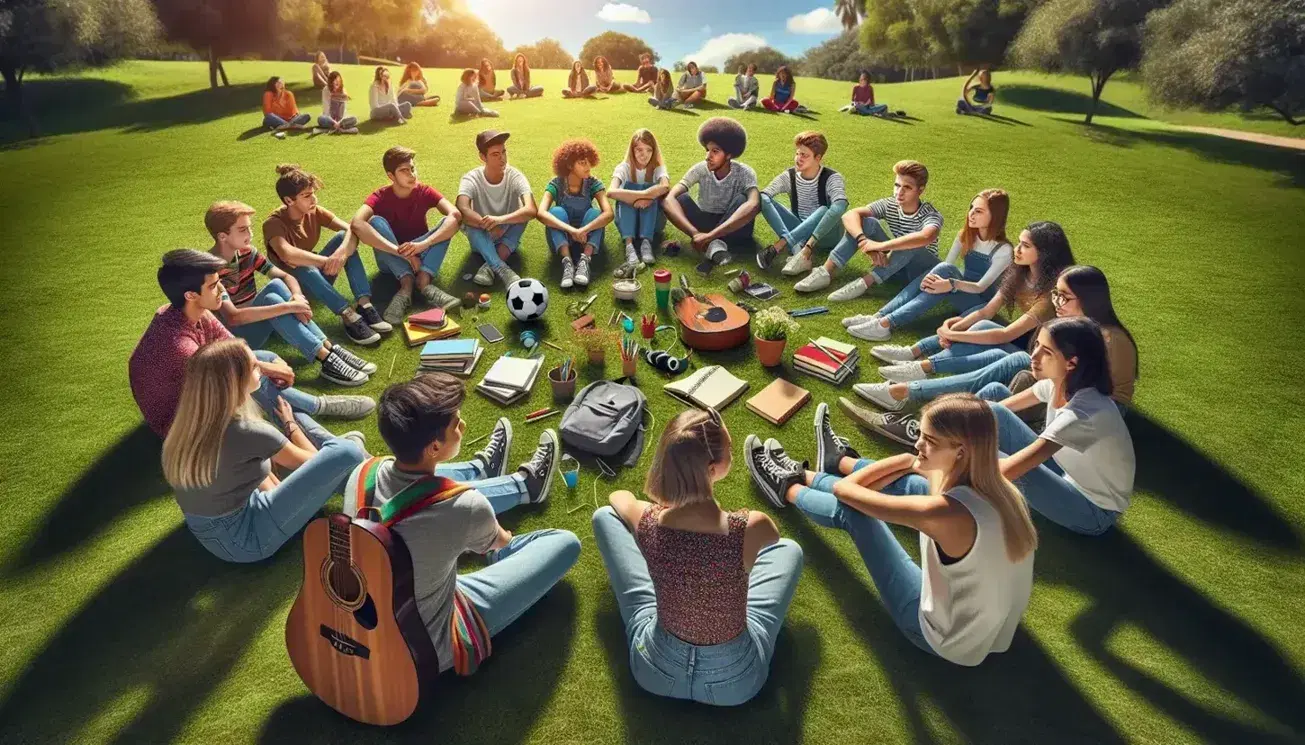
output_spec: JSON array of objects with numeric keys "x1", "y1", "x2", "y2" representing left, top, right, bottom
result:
[{"x1": 753, "y1": 305, "x2": 800, "y2": 341}]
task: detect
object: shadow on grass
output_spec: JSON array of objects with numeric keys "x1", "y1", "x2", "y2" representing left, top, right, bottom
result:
[
  {"x1": 965, "y1": 112, "x2": 1031, "y2": 127},
  {"x1": 258, "y1": 584, "x2": 578, "y2": 745},
  {"x1": 0, "y1": 526, "x2": 294, "y2": 744},
  {"x1": 1000, "y1": 84, "x2": 1143, "y2": 120}
]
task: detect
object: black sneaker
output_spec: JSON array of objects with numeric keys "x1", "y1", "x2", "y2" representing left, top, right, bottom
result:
[
  {"x1": 329, "y1": 345, "x2": 376, "y2": 375},
  {"x1": 475, "y1": 417, "x2": 513, "y2": 478},
  {"x1": 517, "y1": 429, "x2": 561, "y2": 504},
  {"x1": 342, "y1": 313, "x2": 381, "y2": 345},
  {"x1": 838, "y1": 397, "x2": 920, "y2": 449},
  {"x1": 744, "y1": 434, "x2": 801, "y2": 509},
  {"x1": 320, "y1": 350, "x2": 369, "y2": 387},
  {"x1": 756, "y1": 244, "x2": 779, "y2": 270},
  {"x1": 814, "y1": 402, "x2": 860, "y2": 474},
  {"x1": 358, "y1": 304, "x2": 393, "y2": 333},
  {"x1": 763, "y1": 438, "x2": 808, "y2": 475}
]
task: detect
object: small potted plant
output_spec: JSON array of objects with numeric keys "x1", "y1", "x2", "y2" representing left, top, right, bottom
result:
[
  {"x1": 576, "y1": 327, "x2": 618, "y2": 365},
  {"x1": 752, "y1": 305, "x2": 799, "y2": 367}
]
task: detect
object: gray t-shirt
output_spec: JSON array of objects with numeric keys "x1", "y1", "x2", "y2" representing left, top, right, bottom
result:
[
  {"x1": 678, "y1": 161, "x2": 758, "y2": 214},
  {"x1": 458, "y1": 165, "x2": 532, "y2": 218},
  {"x1": 174, "y1": 418, "x2": 286, "y2": 517},
  {"x1": 343, "y1": 459, "x2": 499, "y2": 672},
  {"x1": 679, "y1": 71, "x2": 704, "y2": 89}
]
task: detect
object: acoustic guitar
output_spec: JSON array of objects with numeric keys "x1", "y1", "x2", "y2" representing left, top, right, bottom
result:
[
  {"x1": 285, "y1": 513, "x2": 438, "y2": 726},
  {"x1": 673, "y1": 274, "x2": 751, "y2": 351}
]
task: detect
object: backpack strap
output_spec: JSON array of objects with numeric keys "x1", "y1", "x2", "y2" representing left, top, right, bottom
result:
[
  {"x1": 817, "y1": 167, "x2": 832, "y2": 208},
  {"x1": 787, "y1": 167, "x2": 798, "y2": 213}
]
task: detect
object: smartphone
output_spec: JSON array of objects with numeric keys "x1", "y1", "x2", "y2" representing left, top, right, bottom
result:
[
  {"x1": 745, "y1": 283, "x2": 780, "y2": 300},
  {"x1": 477, "y1": 323, "x2": 504, "y2": 343}
]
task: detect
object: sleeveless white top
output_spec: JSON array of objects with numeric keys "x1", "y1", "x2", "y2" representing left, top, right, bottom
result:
[{"x1": 919, "y1": 485, "x2": 1034, "y2": 666}]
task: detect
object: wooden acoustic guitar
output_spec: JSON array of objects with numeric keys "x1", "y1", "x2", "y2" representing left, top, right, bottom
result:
[
  {"x1": 285, "y1": 513, "x2": 438, "y2": 726},
  {"x1": 673, "y1": 274, "x2": 752, "y2": 351}
]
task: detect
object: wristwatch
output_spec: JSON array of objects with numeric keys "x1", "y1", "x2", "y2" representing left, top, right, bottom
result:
[{"x1": 949, "y1": 278, "x2": 956, "y2": 291}]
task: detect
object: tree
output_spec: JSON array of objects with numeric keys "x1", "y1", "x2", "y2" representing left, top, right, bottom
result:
[
  {"x1": 799, "y1": 29, "x2": 886, "y2": 80},
  {"x1": 859, "y1": 0, "x2": 933, "y2": 71},
  {"x1": 1, "y1": 0, "x2": 158, "y2": 132},
  {"x1": 837, "y1": 0, "x2": 865, "y2": 29},
  {"x1": 399, "y1": 11, "x2": 505, "y2": 68},
  {"x1": 1011, "y1": 0, "x2": 1171, "y2": 124},
  {"x1": 153, "y1": 0, "x2": 277, "y2": 88},
  {"x1": 320, "y1": 0, "x2": 424, "y2": 60},
  {"x1": 856, "y1": 0, "x2": 1032, "y2": 73},
  {"x1": 722, "y1": 47, "x2": 797, "y2": 75},
  {"x1": 700, "y1": 65, "x2": 720, "y2": 74},
  {"x1": 672, "y1": 60, "x2": 686, "y2": 72},
  {"x1": 579, "y1": 31, "x2": 657, "y2": 70},
  {"x1": 508, "y1": 38, "x2": 572, "y2": 69},
  {"x1": 277, "y1": 0, "x2": 325, "y2": 55},
  {"x1": 1142, "y1": 0, "x2": 1305, "y2": 125}
]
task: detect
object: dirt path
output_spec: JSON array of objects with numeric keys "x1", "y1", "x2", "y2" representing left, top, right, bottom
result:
[{"x1": 1176, "y1": 125, "x2": 1305, "y2": 151}]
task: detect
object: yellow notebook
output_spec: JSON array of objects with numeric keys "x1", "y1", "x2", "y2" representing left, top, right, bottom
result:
[{"x1": 403, "y1": 315, "x2": 461, "y2": 346}]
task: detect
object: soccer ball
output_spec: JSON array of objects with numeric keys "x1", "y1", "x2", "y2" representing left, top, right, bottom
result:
[{"x1": 507, "y1": 278, "x2": 549, "y2": 322}]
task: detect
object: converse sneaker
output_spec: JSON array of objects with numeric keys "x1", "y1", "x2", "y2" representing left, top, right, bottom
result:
[
  {"x1": 839, "y1": 397, "x2": 920, "y2": 448},
  {"x1": 829, "y1": 277, "x2": 870, "y2": 302},
  {"x1": 339, "y1": 430, "x2": 368, "y2": 453},
  {"x1": 560, "y1": 257, "x2": 575, "y2": 289},
  {"x1": 639, "y1": 238, "x2": 655, "y2": 265},
  {"x1": 342, "y1": 311, "x2": 381, "y2": 345},
  {"x1": 794, "y1": 266, "x2": 832, "y2": 292},
  {"x1": 842, "y1": 312, "x2": 879, "y2": 329},
  {"x1": 473, "y1": 262, "x2": 496, "y2": 286},
  {"x1": 518, "y1": 429, "x2": 561, "y2": 504},
  {"x1": 475, "y1": 417, "x2": 514, "y2": 478},
  {"x1": 358, "y1": 303, "x2": 392, "y2": 333},
  {"x1": 316, "y1": 395, "x2": 375, "y2": 419},
  {"x1": 763, "y1": 438, "x2": 808, "y2": 475},
  {"x1": 341, "y1": 127, "x2": 359, "y2": 135},
  {"x1": 781, "y1": 250, "x2": 812, "y2": 276},
  {"x1": 849, "y1": 319, "x2": 892, "y2": 342},
  {"x1": 624, "y1": 242, "x2": 640, "y2": 268},
  {"x1": 574, "y1": 255, "x2": 592, "y2": 286},
  {"x1": 853, "y1": 382, "x2": 906, "y2": 412},
  {"x1": 814, "y1": 402, "x2": 860, "y2": 474},
  {"x1": 744, "y1": 434, "x2": 801, "y2": 509},
  {"x1": 756, "y1": 244, "x2": 780, "y2": 270},
  {"x1": 320, "y1": 350, "x2": 369, "y2": 387},
  {"x1": 870, "y1": 344, "x2": 917, "y2": 364},
  {"x1": 383, "y1": 291, "x2": 412, "y2": 325},
  {"x1": 329, "y1": 345, "x2": 377, "y2": 375},
  {"x1": 420, "y1": 284, "x2": 460, "y2": 310},
  {"x1": 880, "y1": 361, "x2": 927, "y2": 383},
  {"x1": 707, "y1": 239, "x2": 731, "y2": 265},
  {"x1": 494, "y1": 264, "x2": 520, "y2": 287}
]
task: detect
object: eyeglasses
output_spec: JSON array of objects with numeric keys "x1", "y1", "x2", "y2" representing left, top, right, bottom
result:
[{"x1": 1050, "y1": 289, "x2": 1072, "y2": 307}]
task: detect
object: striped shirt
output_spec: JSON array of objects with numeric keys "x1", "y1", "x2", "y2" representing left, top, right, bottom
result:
[
  {"x1": 866, "y1": 198, "x2": 944, "y2": 254},
  {"x1": 762, "y1": 168, "x2": 847, "y2": 219},
  {"x1": 218, "y1": 247, "x2": 273, "y2": 306}
]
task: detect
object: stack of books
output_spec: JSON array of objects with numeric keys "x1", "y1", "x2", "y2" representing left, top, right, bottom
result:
[
  {"x1": 476, "y1": 355, "x2": 544, "y2": 405},
  {"x1": 793, "y1": 337, "x2": 859, "y2": 384},
  {"x1": 418, "y1": 338, "x2": 483, "y2": 377},
  {"x1": 403, "y1": 308, "x2": 462, "y2": 346}
]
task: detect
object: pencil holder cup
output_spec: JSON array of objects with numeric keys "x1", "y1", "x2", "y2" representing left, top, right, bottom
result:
[
  {"x1": 560, "y1": 455, "x2": 580, "y2": 489},
  {"x1": 549, "y1": 366, "x2": 577, "y2": 402},
  {"x1": 622, "y1": 356, "x2": 638, "y2": 378}
]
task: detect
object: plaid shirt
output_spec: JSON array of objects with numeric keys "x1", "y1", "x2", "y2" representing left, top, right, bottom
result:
[{"x1": 128, "y1": 306, "x2": 232, "y2": 437}]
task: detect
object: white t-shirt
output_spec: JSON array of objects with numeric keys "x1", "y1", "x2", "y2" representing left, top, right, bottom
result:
[
  {"x1": 940, "y1": 236, "x2": 1013, "y2": 291},
  {"x1": 919, "y1": 485, "x2": 1034, "y2": 666},
  {"x1": 458, "y1": 165, "x2": 531, "y2": 218},
  {"x1": 612, "y1": 161, "x2": 668, "y2": 187},
  {"x1": 1033, "y1": 379, "x2": 1135, "y2": 513}
]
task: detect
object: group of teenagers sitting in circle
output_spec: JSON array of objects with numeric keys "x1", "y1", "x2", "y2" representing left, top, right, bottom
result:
[{"x1": 128, "y1": 106, "x2": 1135, "y2": 706}]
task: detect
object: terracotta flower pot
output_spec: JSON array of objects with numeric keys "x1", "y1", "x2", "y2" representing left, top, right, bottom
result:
[
  {"x1": 755, "y1": 336, "x2": 787, "y2": 367},
  {"x1": 587, "y1": 348, "x2": 606, "y2": 365}
]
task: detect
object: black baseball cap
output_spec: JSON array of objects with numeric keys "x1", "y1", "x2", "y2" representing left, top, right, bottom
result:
[{"x1": 475, "y1": 130, "x2": 510, "y2": 154}]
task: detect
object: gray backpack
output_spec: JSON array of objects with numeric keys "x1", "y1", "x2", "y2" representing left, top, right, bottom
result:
[{"x1": 559, "y1": 380, "x2": 648, "y2": 467}]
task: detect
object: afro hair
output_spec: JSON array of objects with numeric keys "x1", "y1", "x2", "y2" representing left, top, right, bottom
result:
[
  {"x1": 551, "y1": 138, "x2": 601, "y2": 177},
  {"x1": 697, "y1": 117, "x2": 747, "y2": 158}
]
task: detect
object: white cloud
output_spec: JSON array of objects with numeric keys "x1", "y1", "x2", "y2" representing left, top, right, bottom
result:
[
  {"x1": 682, "y1": 33, "x2": 767, "y2": 70},
  {"x1": 596, "y1": 3, "x2": 651, "y2": 23},
  {"x1": 786, "y1": 8, "x2": 842, "y2": 35}
]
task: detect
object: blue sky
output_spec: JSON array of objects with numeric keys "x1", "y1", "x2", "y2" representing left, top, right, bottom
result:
[{"x1": 464, "y1": 0, "x2": 845, "y2": 68}]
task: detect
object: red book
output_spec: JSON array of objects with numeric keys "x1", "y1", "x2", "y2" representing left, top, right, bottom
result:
[
  {"x1": 409, "y1": 307, "x2": 446, "y2": 329},
  {"x1": 794, "y1": 344, "x2": 850, "y2": 373}
]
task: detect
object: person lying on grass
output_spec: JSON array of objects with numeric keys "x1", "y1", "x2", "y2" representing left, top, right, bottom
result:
[
  {"x1": 163, "y1": 338, "x2": 367, "y2": 563},
  {"x1": 342, "y1": 372, "x2": 577, "y2": 677},
  {"x1": 457, "y1": 129, "x2": 537, "y2": 289},
  {"x1": 746, "y1": 398, "x2": 1036, "y2": 666},
  {"x1": 755, "y1": 130, "x2": 849, "y2": 276},
  {"x1": 206, "y1": 200, "x2": 376, "y2": 387},
  {"x1": 608, "y1": 128, "x2": 671, "y2": 269},
  {"x1": 661, "y1": 116, "x2": 759, "y2": 267},
  {"x1": 537, "y1": 138, "x2": 614, "y2": 289}
]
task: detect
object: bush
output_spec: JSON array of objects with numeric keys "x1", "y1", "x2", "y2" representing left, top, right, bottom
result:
[
  {"x1": 723, "y1": 47, "x2": 796, "y2": 75},
  {"x1": 578, "y1": 31, "x2": 658, "y2": 70}
]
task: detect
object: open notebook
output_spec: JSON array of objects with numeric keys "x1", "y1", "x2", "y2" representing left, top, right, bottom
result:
[{"x1": 663, "y1": 365, "x2": 750, "y2": 411}]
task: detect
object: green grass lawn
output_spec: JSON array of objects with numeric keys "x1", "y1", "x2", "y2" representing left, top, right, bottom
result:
[{"x1": 2, "y1": 61, "x2": 1304, "y2": 745}]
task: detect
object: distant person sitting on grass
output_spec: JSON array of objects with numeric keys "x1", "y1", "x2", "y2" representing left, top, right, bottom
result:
[
  {"x1": 369, "y1": 67, "x2": 412, "y2": 124},
  {"x1": 648, "y1": 69, "x2": 677, "y2": 109},
  {"x1": 398, "y1": 62, "x2": 441, "y2": 107},
  {"x1": 262, "y1": 164, "x2": 390, "y2": 339},
  {"x1": 840, "y1": 71, "x2": 890, "y2": 116},
  {"x1": 624, "y1": 53, "x2": 658, "y2": 93},
  {"x1": 206, "y1": 201, "x2": 376, "y2": 387},
  {"x1": 562, "y1": 61, "x2": 598, "y2": 99},
  {"x1": 958, "y1": 68, "x2": 996, "y2": 115},
  {"x1": 609, "y1": 128, "x2": 671, "y2": 268},
  {"x1": 351, "y1": 146, "x2": 464, "y2": 324},
  {"x1": 728, "y1": 63, "x2": 759, "y2": 110},
  {"x1": 793, "y1": 159, "x2": 943, "y2": 301},
  {"x1": 342, "y1": 373, "x2": 577, "y2": 677},
  {"x1": 756, "y1": 130, "x2": 849, "y2": 276},
  {"x1": 317, "y1": 71, "x2": 358, "y2": 134},
  {"x1": 262, "y1": 76, "x2": 310, "y2": 131},
  {"x1": 455, "y1": 68, "x2": 500, "y2": 117},
  {"x1": 762, "y1": 66, "x2": 804, "y2": 113},
  {"x1": 311, "y1": 51, "x2": 331, "y2": 90},
  {"x1": 538, "y1": 138, "x2": 614, "y2": 289},
  {"x1": 675, "y1": 61, "x2": 707, "y2": 108},
  {"x1": 457, "y1": 129, "x2": 537, "y2": 289},
  {"x1": 128, "y1": 249, "x2": 374, "y2": 439},
  {"x1": 663, "y1": 117, "x2": 760, "y2": 267},
  {"x1": 508, "y1": 53, "x2": 545, "y2": 98},
  {"x1": 163, "y1": 338, "x2": 367, "y2": 564},
  {"x1": 477, "y1": 58, "x2": 505, "y2": 101},
  {"x1": 594, "y1": 56, "x2": 622, "y2": 94}
]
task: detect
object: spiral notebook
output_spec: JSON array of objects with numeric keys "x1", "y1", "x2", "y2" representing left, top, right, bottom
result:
[{"x1": 663, "y1": 365, "x2": 750, "y2": 411}]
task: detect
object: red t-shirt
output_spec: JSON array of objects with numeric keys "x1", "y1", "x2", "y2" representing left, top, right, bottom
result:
[
  {"x1": 364, "y1": 184, "x2": 444, "y2": 243},
  {"x1": 128, "y1": 305, "x2": 232, "y2": 437}
]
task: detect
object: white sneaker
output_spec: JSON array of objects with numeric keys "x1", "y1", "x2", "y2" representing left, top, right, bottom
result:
[
  {"x1": 848, "y1": 320, "x2": 891, "y2": 342},
  {"x1": 624, "y1": 242, "x2": 639, "y2": 267},
  {"x1": 639, "y1": 238, "x2": 655, "y2": 264},
  {"x1": 853, "y1": 382, "x2": 906, "y2": 412},
  {"x1": 781, "y1": 251, "x2": 812, "y2": 276},
  {"x1": 829, "y1": 277, "x2": 870, "y2": 302},
  {"x1": 560, "y1": 257, "x2": 575, "y2": 289},
  {"x1": 794, "y1": 266, "x2": 832, "y2": 292},
  {"x1": 880, "y1": 361, "x2": 927, "y2": 382},
  {"x1": 870, "y1": 344, "x2": 917, "y2": 364},
  {"x1": 707, "y1": 239, "x2": 731, "y2": 265},
  {"x1": 473, "y1": 262, "x2": 495, "y2": 286},
  {"x1": 574, "y1": 255, "x2": 592, "y2": 286},
  {"x1": 842, "y1": 313, "x2": 879, "y2": 328}
]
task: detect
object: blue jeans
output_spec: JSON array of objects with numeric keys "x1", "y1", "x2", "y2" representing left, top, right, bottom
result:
[
  {"x1": 615, "y1": 182, "x2": 661, "y2": 241},
  {"x1": 250, "y1": 350, "x2": 321, "y2": 421},
  {"x1": 855, "y1": 103, "x2": 889, "y2": 115},
  {"x1": 183, "y1": 436, "x2": 366, "y2": 562},
  {"x1": 758, "y1": 195, "x2": 843, "y2": 253},
  {"x1": 432, "y1": 458, "x2": 532, "y2": 515},
  {"x1": 368, "y1": 216, "x2": 451, "y2": 280},
  {"x1": 828, "y1": 217, "x2": 938, "y2": 284},
  {"x1": 980, "y1": 396, "x2": 1120, "y2": 536},
  {"x1": 794, "y1": 462, "x2": 937, "y2": 655},
  {"x1": 229, "y1": 279, "x2": 328, "y2": 361},
  {"x1": 465, "y1": 223, "x2": 526, "y2": 270},
  {"x1": 879, "y1": 256, "x2": 995, "y2": 330},
  {"x1": 958, "y1": 98, "x2": 992, "y2": 115},
  {"x1": 370, "y1": 102, "x2": 413, "y2": 121},
  {"x1": 916, "y1": 320, "x2": 1024, "y2": 375},
  {"x1": 317, "y1": 114, "x2": 358, "y2": 129},
  {"x1": 591, "y1": 506, "x2": 803, "y2": 706},
  {"x1": 907, "y1": 351, "x2": 1031, "y2": 403},
  {"x1": 286, "y1": 231, "x2": 372, "y2": 315},
  {"x1": 264, "y1": 112, "x2": 310, "y2": 128},
  {"x1": 457, "y1": 529, "x2": 582, "y2": 641},
  {"x1": 547, "y1": 205, "x2": 604, "y2": 253}
]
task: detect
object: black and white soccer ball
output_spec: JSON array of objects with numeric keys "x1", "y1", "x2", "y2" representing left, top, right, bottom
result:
[{"x1": 506, "y1": 278, "x2": 549, "y2": 322}]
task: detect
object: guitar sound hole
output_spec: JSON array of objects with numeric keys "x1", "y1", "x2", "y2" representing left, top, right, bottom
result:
[
  {"x1": 705, "y1": 307, "x2": 726, "y2": 322},
  {"x1": 329, "y1": 561, "x2": 363, "y2": 605},
  {"x1": 353, "y1": 594, "x2": 378, "y2": 630}
]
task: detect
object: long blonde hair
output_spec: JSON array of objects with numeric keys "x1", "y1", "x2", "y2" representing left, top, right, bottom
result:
[
  {"x1": 624, "y1": 128, "x2": 663, "y2": 180},
  {"x1": 644, "y1": 408, "x2": 730, "y2": 508},
  {"x1": 921, "y1": 394, "x2": 1037, "y2": 562},
  {"x1": 959, "y1": 188, "x2": 1010, "y2": 257},
  {"x1": 162, "y1": 339, "x2": 262, "y2": 491}
]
